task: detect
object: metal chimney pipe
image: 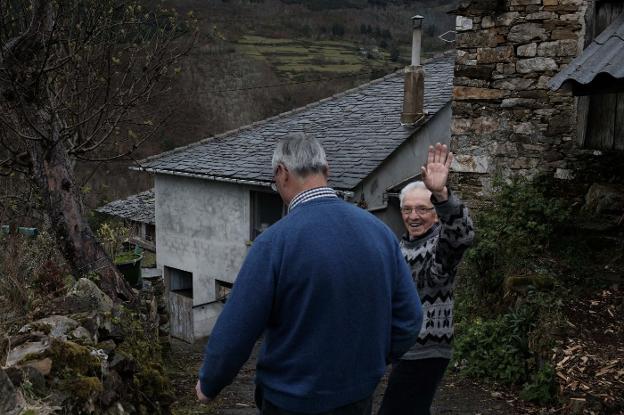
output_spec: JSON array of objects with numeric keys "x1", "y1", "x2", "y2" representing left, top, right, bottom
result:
[
  {"x1": 411, "y1": 15, "x2": 424, "y2": 67},
  {"x1": 401, "y1": 15, "x2": 425, "y2": 126}
]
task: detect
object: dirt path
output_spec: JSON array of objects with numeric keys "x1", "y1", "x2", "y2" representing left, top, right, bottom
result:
[{"x1": 165, "y1": 339, "x2": 522, "y2": 415}]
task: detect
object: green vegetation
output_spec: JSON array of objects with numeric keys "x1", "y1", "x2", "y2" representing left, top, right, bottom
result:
[
  {"x1": 115, "y1": 306, "x2": 175, "y2": 411},
  {"x1": 236, "y1": 35, "x2": 395, "y2": 77},
  {"x1": 114, "y1": 252, "x2": 142, "y2": 265},
  {"x1": 454, "y1": 177, "x2": 572, "y2": 404}
]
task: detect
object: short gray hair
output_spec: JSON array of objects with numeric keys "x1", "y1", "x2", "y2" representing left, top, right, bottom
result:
[
  {"x1": 272, "y1": 133, "x2": 328, "y2": 178},
  {"x1": 399, "y1": 181, "x2": 429, "y2": 207}
]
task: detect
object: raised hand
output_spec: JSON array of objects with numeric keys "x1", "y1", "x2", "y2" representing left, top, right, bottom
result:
[{"x1": 421, "y1": 142, "x2": 452, "y2": 201}]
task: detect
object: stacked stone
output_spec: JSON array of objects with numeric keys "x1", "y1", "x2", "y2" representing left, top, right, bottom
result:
[
  {"x1": 2, "y1": 279, "x2": 174, "y2": 414},
  {"x1": 451, "y1": 0, "x2": 591, "y2": 203},
  {"x1": 142, "y1": 275, "x2": 170, "y2": 355}
]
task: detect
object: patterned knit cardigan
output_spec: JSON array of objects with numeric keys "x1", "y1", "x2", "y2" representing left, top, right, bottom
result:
[{"x1": 400, "y1": 190, "x2": 475, "y2": 361}]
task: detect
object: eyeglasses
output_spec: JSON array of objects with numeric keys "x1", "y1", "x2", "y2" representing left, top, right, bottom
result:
[{"x1": 401, "y1": 206, "x2": 435, "y2": 215}]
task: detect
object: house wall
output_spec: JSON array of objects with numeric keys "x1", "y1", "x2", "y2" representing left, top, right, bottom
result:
[
  {"x1": 353, "y1": 103, "x2": 452, "y2": 236},
  {"x1": 451, "y1": 0, "x2": 622, "y2": 207},
  {"x1": 155, "y1": 174, "x2": 252, "y2": 340}
]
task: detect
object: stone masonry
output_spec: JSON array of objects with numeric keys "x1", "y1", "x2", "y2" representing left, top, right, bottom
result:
[{"x1": 450, "y1": 0, "x2": 620, "y2": 205}]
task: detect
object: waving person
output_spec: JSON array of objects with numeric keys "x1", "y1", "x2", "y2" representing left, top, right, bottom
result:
[{"x1": 378, "y1": 143, "x2": 475, "y2": 415}]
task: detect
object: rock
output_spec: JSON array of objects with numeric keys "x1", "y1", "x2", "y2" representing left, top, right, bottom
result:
[
  {"x1": 517, "y1": 57, "x2": 558, "y2": 73},
  {"x1": 496, "y1": 12, "x2": 520, "y2": 26},
  {"x1": 97, "y1": 339, "x2": 117, "y2": 354},
  {"x1": 492, "y1": 78, "x2": 535, "y2": 90},
  {"x1": 5, "y1": 339, "x2": 50, "y2": 367},
  {"x1": 551, "y1": 29, "x2": 577, "y2": 40},
  {"x1": 3, "y1": 367, "x2": 23, "y2": 387},
  {"x1": 456, "y1": 64, "x2": 495, "y2": 80},
  {"x1": 20, "y1": 315, "x2": 79, "y2": 339},
  {"x1": 501, "y1": 98, "x2": 538, "y2": 108},
  {"x1": 584, "y1": 183, "x2": 624, "y2": 214},
  {"x1": 547, "y1": 114, "x2": 574, "y2": 135},
  {"x1": 452, "y1": 116, "x2": 499, "y2": 134},
  {"x1": 457, "y1": 29, "x2": 502, "y2": 48},
  {"x1": 104, "y1": 402, "x2": 128, "y2": 415},
  {"x1": 70, "y1": 326, "x2": 94, "y2": 344},
  {"x1": 554, "y1": 168, "x2": 574, "y2": 180},
  {"x1": 481, "y1": 16, "x2": 495, "y2": 28},
  {"x1": 21, "y1": 357, "x2": 53, "y2": 376},
  {"x1": 453, "y1": 86, "x2": 507, "y2": 100},
  {"x1": 451, "y1": 155, "x2": 490, "y2": 173},
  {"x1": 526, "y1": 11, "x2": 556, "y2": 20},
  {"x1": 67, "y1": 278, "x2": 114, "y2": 313},
  {"x1": 456, "y1": 15, "x2": 473, "y2": 31},
  {"x1": 517, "y1": 43, "x2": 537, "y2": 57},
  {"x1": 496, "y1": 62, "x2": 516, "y2": 75},
  {"x1": 513, "y1": 122, "x2": 536, "y2": 135},
  {"x1": 0, "y1": 368, "x2": 23, "y2": 415},
  {"x1": 100, "y1": 370, "x2": 124, "y2": 407},
  {"x1": 21, "y1": 366, "x2": 47, "y2": 395},
  {"x1": 537, "y1": 39, "x2": 578, "y2": 56},
  {"x1": 508, "y1": 23, "x2": 548, "y2": 43},
  {"x1": 477, "y1": 46, "x2": 514, "y2": 64}
]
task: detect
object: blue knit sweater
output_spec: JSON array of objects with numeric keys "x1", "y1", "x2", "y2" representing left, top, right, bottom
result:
[{"x1": 199, "y1": 196, "x2": 422, "y2": 413}]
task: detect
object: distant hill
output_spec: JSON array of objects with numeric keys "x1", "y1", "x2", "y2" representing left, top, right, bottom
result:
[{"x1": 81, "y1": 0, "x2": 456, "y2": 210}]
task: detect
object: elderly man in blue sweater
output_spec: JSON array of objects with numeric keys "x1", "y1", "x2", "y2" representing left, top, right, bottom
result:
[{"x1": 196, "y1": 134, "x2": 423, "y2": 415}]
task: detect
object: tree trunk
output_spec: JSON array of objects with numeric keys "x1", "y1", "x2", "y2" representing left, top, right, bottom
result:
[{"x1": 27, "y1": 119, "x2": 135, "y2": 302}]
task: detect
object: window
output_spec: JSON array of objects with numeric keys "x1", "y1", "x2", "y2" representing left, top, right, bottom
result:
[
  {"x1": 165, "y1": 266, "x2": 193, "y2": 298},
  {"x1": 215, "y1": 279, "x2": 233, "y2": 303},
  {"x1": 250, "y1": 190, "x2": 285, "y2": 240},
  {"x1": 145, "y1": 224, "x2": 156, "y2": 242}
]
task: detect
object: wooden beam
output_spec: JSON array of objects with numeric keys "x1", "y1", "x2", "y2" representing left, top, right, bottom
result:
[
  {"x1": 615, "y1": 93, "x2": 624, "y2": 151},
  {"x1": 587, "y1": 93, "x2": 617, "y2": 150}
]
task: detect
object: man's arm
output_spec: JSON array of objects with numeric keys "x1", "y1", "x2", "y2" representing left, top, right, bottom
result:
[
  {"x1": 430, "y1": 191, "x2": 475, "y2": 279},
  {"x1": 196, "y1": 239, "x2": 276, "y2": 400},
  {"x1": 389, "y1": 242, "x2": 423, "y2": 362},
  {"x1": 421, "y1": 143, "x2": 475, "y2": 281}
]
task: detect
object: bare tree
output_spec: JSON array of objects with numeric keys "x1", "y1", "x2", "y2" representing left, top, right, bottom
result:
[{"x1": 0, "y1": 0, "x2": 196, "y2": 301}]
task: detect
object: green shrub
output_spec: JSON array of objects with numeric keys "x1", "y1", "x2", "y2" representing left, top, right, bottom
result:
[
  {"x1": 461, "y1": 176, "x2": 570, "y2": 312},
  {"x1": 520, "y1": 363, "x2": 557, "y2": 404},
  {"x1": 455, "y1": 306, "x2": 532, "y2": 385},
  {"x1": 454, "y1": 177, "x2": 568, "y2": 404}
]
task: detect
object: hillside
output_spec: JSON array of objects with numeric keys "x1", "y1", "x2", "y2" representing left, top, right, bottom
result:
[{"x1": 78, "y1": 0, "x2": 456, "y2": 210}]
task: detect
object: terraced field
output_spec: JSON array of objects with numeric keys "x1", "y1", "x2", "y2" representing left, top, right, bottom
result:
[{"x1": 236, "y1": 35, "x2": 405, "y2": 78}]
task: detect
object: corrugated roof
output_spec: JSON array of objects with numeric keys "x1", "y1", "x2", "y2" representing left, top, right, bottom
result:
[
  {"x1": 134, "y1": 53, "x2": 454, "y2": 191},
  {"x1": 549, "y1": 13, "x2": 624, "y2": 92},
  {"x1": 97, "y1": 190, "x2": 155, "y2": 225}
]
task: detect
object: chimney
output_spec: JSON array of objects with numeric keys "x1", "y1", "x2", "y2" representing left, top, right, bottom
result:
[{"x1": 401, "y1": 15, "x2": 425, "y2": 126}]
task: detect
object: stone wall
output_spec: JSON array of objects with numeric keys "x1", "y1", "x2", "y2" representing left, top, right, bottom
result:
[{"x1": 449, "y1": 0, "x2": 621, "y2": 205}]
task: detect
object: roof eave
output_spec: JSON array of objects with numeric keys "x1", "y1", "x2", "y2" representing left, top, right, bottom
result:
[{"x1": 133, "y1": 166, "x2": 355, "y2": 196}]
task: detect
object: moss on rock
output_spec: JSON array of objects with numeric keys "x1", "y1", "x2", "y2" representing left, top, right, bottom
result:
[
  {"x1": 59, "y1": 375, "x2": 104, "y2": 400},
  {"x1": 47, "y1": 339, "x2": 101, "y2": 377}
]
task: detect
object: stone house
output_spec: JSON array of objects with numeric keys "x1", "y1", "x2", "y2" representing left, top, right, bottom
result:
[
  {"x1": 449, "y1": 0, "x2": 624, "y2": 205},
  {"x1": 97, "y1": 190, "x2": 156, "y2": 252},
  {"x1": 132, "y1": 37, "x2": 454, "y2": 342}
]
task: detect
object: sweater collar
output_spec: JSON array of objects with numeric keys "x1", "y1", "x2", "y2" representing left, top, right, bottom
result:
[
  {"x1": 289, "y1": 187, "x2": 337, "y2": 212},
  {"x1": 402, "y1": 222, "x2": 440, "y2": 246}
]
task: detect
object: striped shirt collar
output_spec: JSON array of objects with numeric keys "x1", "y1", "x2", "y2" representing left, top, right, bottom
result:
[{"x1": 288, "y1": 186, "x2": 338, "y2": 212}]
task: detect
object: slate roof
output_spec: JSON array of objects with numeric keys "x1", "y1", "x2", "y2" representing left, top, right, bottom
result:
[
  {"x1": 97, "y1": 190, "x2": 155, "y2": 225},
  {"x1": 135, "y1": 53, "x2": 454, "y2": 191},
  {"x1": 549, "y1": 13, "x2": 624, "y2": 93}
]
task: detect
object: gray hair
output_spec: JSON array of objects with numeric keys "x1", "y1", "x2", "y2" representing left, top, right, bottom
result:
[
  {"x1": 272, "y1": 133, "x2": 328, "y2": 178},
  {"x1": 399, "y1": 181, "x2": 429, "y2": 207}
]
